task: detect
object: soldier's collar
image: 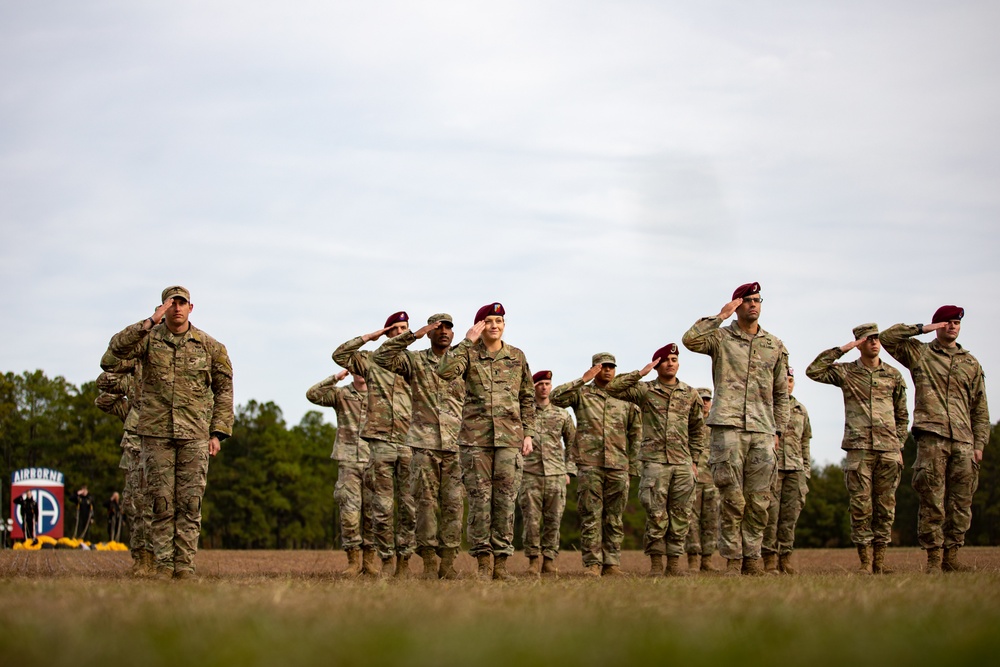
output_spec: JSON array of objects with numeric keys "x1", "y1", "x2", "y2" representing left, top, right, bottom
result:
[{"x1": 929, "y1": 339, "x2": 964, "y2": 355}]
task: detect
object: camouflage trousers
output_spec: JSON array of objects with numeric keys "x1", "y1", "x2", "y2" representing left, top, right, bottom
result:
[
  {"x1": 119, "y1": 432, "x2": 151, "y2": 554},
  {"x1": 461, "y1": 446, "x2": 523, "y2": 557},
  {"x1": 709, "y1": 427, "x2": 776, "y2": 560},
  {"x1": 363, "y1": 440, "x2": 416, "y2": 559},
  {"x1": 334, "y1": 460, "x2": 368, "y2": 552},
  {"x1": 685, "y1": 482, "x2": 720, "y2": 556},
  {"x1": 763, "y1": 469, "x2": 809, "y2": 555},
  {"x1": 844, "y1": 449, "x2": 901, "y2": 546},
  {"x1": 577, "y1": 466, "x2": 630, "y2": 567},
  {"x1": 143, "y1": 436, "x2": 209, "y2": 573},
  {"x1": 518, "y1": 472, "x2": 567, "y2": 559},
  {"x1": 638, "y1": 461, "x2": 695, "y2": 557},
  {"x1": 411, "y1": 448, "x2": 464, "y2": 553},
  {"x1": 911, "y1": 433, "x2": 979, "y2": 550}
]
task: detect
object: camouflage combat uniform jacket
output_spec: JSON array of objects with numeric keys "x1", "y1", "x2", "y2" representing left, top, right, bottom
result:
[
  {"x1": 436, "y1": 339, "x2": 535, "y2": 448},
  {"x1": 524, "y1": 402, "x2": 577, "y2": 476},
  {"x1": 306, "y1": 376, "x2": 370, "y2": 463},
  {"x1": 775, "y1": 396, "x2": 812, "y2": 475},
  {"x1": 551, "y1": 379, "x2": 640, "y2": 474},
  {"x1": 109, "y1": 321, "x2": 234, "y2": 440},
  {"x1": 880, "y1": 325, "x2": 990, "y2": 451},
  {"x1": 682, "y1": 317, "x2": 789, "y2": 435},
  {"x1": 373, "y1": 332, "x2": 466, "y2": 452},
  {"x1": 606, "y1": 372, "x2": 706, "y2": 465},
  {"x1": 333, "y1": 336, "x2": 412, "y2": 446},
  {"x1": 806, "y1": 348, "x2": 909, "y2": 451}
]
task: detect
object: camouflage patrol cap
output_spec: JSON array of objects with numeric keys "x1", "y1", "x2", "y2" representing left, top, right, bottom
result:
[
  {"x1": 161, "y1": 285, "x2": 190, "y2": 302},
  {"x1": 931, "y1": 305, "x2": 964, "y2": 324},
  {"x1": 592, "y1": 352, "x2": 616, "y2": 367},
  {"x1": 697, "y1": 387, "x2": 712, "y2": 400},
  {"x1": 427, "y1": 313, "x2": 454, "y2": 326},
  {"x1": 532, "y1": 370, "x2": 552, "y2": 383},
  {"x1": 384, "y1": 311, "x2": 409, "y2": 328},
  {"x1": 852, "y1": 323, "x2": 879, "y2": 340}
]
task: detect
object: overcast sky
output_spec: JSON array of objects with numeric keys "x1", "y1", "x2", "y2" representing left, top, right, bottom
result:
[{"x1": 2, "y1": 1, "x2": 998, "y2": 465}]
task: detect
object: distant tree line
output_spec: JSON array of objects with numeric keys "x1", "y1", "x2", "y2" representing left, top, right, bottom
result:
[{"x1": 3, "y1": 369, "x2": 999, "y2": 549}]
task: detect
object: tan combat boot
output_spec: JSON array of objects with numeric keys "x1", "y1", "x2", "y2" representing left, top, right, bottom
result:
[
  {"x1": 526, "y1": 555, "x2": 541, "y2": 574},
  {"x1": 394, "y1": 554, "x2": 411, "y2": 579},
  {"x1": 341, "y1": 549, "x2": 362, "y2": 578},
  {"x1": 380, "y1": 556, "x2": 395, "y2": 578},
  {"x1": 647, "y1": 554, "x2": 664, "y2": 577},
  {"x1": 925, "y1": 547, "x2": 943, "y2": 574},
  {"x1": 762, "y1": 552, "x2": 780, "y2": 575},
  {"x1": 438, "y1": 548, "x2": 459, "y2": 580},
  {"x1": 700, "y1": 554, "x2": 716, "y2": 572},
  {"x1": 742, "y1": 557, "x2": 765, "y2": 576},
  {"x1": 665, "y1": 555, "x2": 687, "y2": 577},
  {"x1": 583, "y1": 564, "x2": 602, "y2": 577},
  {"x1": 152, "y1": 564, "x2": 173, "y2": 582},
  {"x1": 871, "y1": 544, "x2": 892, "y2": 574},
  {"x1": 724, "y1": 558, "x2": 742, "y2": 577},
  {"x1": 942, "y1": 546, "x2": 976, "y2": 573},
  {"x1": 361, "y1": 547, "x2": 380, "y2": 577},
  {"x1": 856, "y1": 544, "x2": 872, "y2": 574},
  {"x1": 476, "y1": 554, "x2": 493, "y2": 580},
  {"x1": 778, "y1": 552, "x2": 796, "y2": 575},
  {"x1": 492, "y1": 555, "x2": 511, "y2": 581},
  {"x1": 419, "y1": 549, "x2": 439, "y2": 579},
  {"x1": 173, "y1": 569, "x2": 199, "y2": 582},
  {"x1": 601, "y1": 564, "x2": 622, "y2": 577},
  {"x1": 687, "y1": 553, "x2": 700, "y2": 570},
  {"x1": 541, "y1": 556, "x2": 559, "y2": 575}
]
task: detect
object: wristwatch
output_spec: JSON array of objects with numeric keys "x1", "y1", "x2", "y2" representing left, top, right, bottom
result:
[{"x1": 914, "y1": 323, "x2": 923, "y2": 333}]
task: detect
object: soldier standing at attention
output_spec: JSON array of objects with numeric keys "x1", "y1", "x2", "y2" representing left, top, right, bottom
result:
[
  {"x1": 607, "y1": 344, "x2": 706, "y2": 577},
  {"x1": 519, "y1": 370, "x2": 576, "y2": 576},
  {"x1": 552, "y1": 353, "x2": 641, "y2": 577},
  {"x1": 762, "y1": 367, "x2": 812, "y2": 574},
  {"x1": 881, "y1": 306, "x2": 989, "y2": 573},
  {"x1": 109, "y1": 286, "x2": 234, "y2": 580},
  {"x1": 333, "y1": 312, "x2": 415, "y2": 577},
  {"x1": 682, "y1": 282, "x2": 789, "y2": 576},
  {"x1": 437, "y1": 303, "x2": 535, "y2": 581},
  {"x1": 374, "y1": 313, "x2": 466, "y2": 580},
  {"x1": 306, "y1": 368, "x2": 369, "y2": 577},
  {"x1": 685, "y1": 387, "x2": 719, "y2": 572},
  {"x1": 806, "y1": 323, "x2": 908, "y2": 574}
]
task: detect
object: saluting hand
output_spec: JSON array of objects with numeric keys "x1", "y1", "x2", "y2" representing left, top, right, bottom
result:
[
  {"x1": 413, "y1": 321, "x2": 442, "y2": 339},
  {"x1": 335, "y1": 369, "x2": 350, "y2": 382},
  {"x1": 839, "y1": 339, "x2": 863, "y2": 353},
  {"x1": 581, "y1": 364, "x2": 603, "y2": 383},
  {"x1": 466, "y1": 320, "x2": 486, "y2": 343},
  {"x1": 146, "y1": 299, "x2": 173, "y2": 329},
  {"x1": 362, "y1": 326, "x2": 391, "y2": 343},
  {"x1": 922, "y1": 322, "x2": 948, "y2": 334},
  {"x1": 640, "y1": 358, "x2": 661, "y2": 376},
  {"x1": 717, "y1": 298, "x2": 744, "y2": 320}
]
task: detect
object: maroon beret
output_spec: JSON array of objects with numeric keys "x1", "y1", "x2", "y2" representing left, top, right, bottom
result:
[
  {"x1": 532, "y1": 370, "x2": 552, "y2": 383},
  {"x1": 384, "y1": 311, "x2": 409, "y2": 328},
  {"x1": 931, "y1": 305, "x2": 964, "y2": 324},
  {"x1": 652, "y1": 343, "x2": 679, "y2": 361},
  {"x1": 474, "y1": 302, "x2": 505, "y2": 323},
  {"x1": 732, "y1": 282, "x2": 761, "y2": 300}
]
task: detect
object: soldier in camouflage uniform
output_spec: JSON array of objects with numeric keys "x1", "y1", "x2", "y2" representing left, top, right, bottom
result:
[
  {"x1": 682, "y1": 282, "x2": 789, "y2": 576},
  {"x1": 881, "y1": 306, "x2": 990, "y2": 574},
  {"x1": 374, "y1": 313, "x2": 466, "y2": 580},
  {"x1": 607, "y1": 344, "x2": 705, "y2": 577},
  {"x1": 437, "y1": 302, "x2": 535, "y2": 581},
  {"x1": 552, "y1": 353, "x2": 641, "y2": 577},
  {"x1": 94, "y1": 351, "x2": 154, "y2": 576},
  {"x1": 306, "y1": 368, "x2": 370, "y2": 576},
  {"x1": 333, "y1": 312, "x2": 415, "y2": 577},
  {"x1": 519, "y1": 370, "x2": 576, "y2": 575},
  {"x1": 685, "y1": 387, "x2": 720, "y2": 572},
  {"x1": 806, "y1": 323, "x2": 908, "y2": 574},
  {"x1": 109, "y1": 286, "x2": 234, "y2": 580},
  {"x1": 762, "y1": 367, "x2": 812, "y2": 574}
]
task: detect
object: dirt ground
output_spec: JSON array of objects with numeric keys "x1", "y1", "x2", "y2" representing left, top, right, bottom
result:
[{"x1": 2, "y1": 546, "x2": 998, "y2": 579}]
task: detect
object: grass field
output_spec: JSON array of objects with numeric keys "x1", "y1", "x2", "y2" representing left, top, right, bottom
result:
[{"x1": 2, "y1": 547, "x2": 999, "y2": 666}]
